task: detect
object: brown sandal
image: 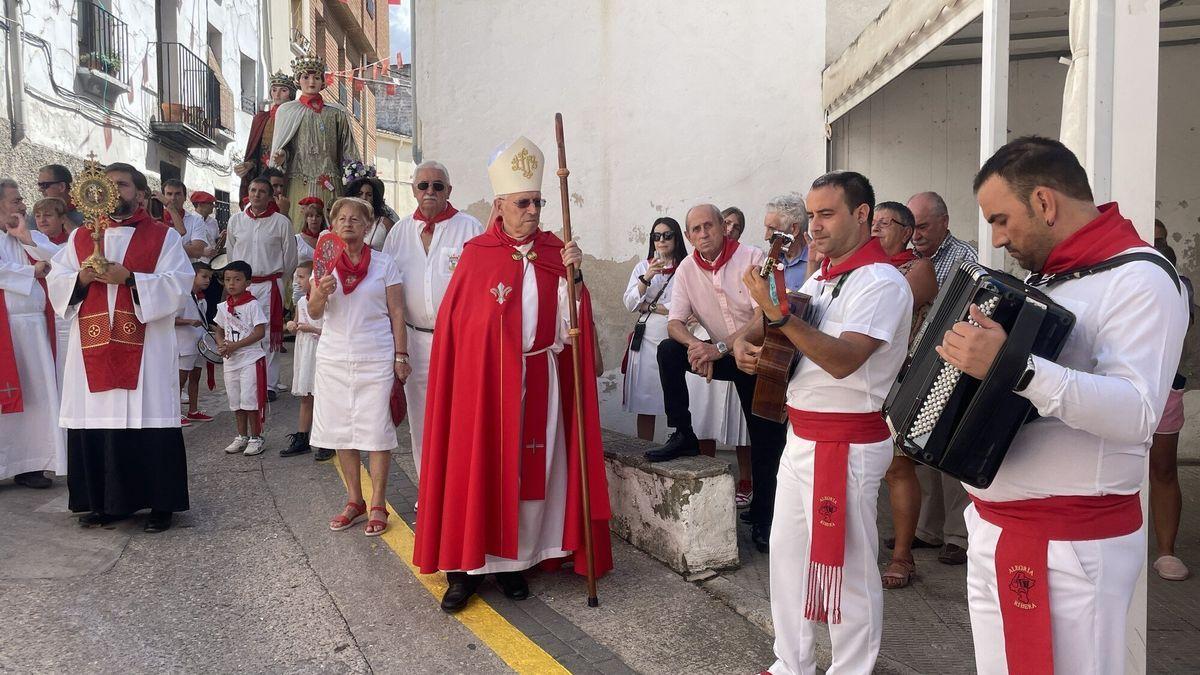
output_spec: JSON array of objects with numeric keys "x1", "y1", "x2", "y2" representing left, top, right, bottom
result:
[
  {"x1": 330, "y1": 500, "x2": 367, "y2": 531},
  {"x1": 882, "y1": 558, "x2": 916, "y2": 590},
  {"x1": 365, "y1": 506, "x2": 388, "y2": 537}
]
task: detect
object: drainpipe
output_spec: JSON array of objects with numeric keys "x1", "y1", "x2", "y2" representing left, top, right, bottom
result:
[{"x1": 4, "y1": 0, "x2": 26, "y2": 146}]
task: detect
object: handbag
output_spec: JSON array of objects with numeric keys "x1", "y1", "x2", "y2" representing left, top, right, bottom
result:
[{"x1": 621, "y1": 271, "x2": 672, "y2": 372}]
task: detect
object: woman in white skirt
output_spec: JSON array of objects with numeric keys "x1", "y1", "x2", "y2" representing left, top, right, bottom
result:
[
  {"x1": 308, "y1": 197, "x2": 411, "y2": 536},
  {"x1": 621, "y1": 217, "x2": 685, "y2": 441}
]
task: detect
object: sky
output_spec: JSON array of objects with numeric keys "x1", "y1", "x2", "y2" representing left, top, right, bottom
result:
[{"x1": 390, "y1": 3, "x2": 412, "y2": 65}]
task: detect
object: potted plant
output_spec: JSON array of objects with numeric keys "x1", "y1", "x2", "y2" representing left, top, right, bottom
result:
[{"x1": 79, "y1": 51, "x2": 122, "y2": 78}]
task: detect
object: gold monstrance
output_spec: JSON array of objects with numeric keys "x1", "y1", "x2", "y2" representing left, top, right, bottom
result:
[{"x1": 70, "y1": 155, "x2": 119, "y2": 273}]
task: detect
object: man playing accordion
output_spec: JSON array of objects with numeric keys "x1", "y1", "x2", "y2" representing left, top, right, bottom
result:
[{"x1": 938, "y1": 136, "x2": 1188, "y2": 674}]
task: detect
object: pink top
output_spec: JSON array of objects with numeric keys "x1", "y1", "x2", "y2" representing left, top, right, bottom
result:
[{"x1": 668, "y1": 243, "x2": 765, "y2": 342}]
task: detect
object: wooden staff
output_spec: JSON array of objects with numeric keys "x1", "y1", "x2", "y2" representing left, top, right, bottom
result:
[{"x1": 554, "y1": 112, "x2": 599, "y2": 608}]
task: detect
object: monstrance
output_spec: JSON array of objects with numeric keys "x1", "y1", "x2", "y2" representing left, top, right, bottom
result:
[{"x1": 69, "y1": 155, "x2": 119, "y2": 273}]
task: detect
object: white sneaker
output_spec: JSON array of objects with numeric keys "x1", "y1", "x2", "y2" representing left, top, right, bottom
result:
[
  {"x1": 243, "y1": 436, "x2": 266, "y2": 456},
  {"x1": 275, "y1": 382, "x2": 289, "y2": 392},
  {"x1": 224, "y1": 435, "x2": 249, "y2": 454}
]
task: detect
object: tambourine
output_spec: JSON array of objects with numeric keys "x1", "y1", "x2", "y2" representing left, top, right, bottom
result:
[{"x1": 198, "y1": 330, "x2": 223, "y2": 364}]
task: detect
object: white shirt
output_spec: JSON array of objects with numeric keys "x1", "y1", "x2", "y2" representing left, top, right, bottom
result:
[
  {"x1": 175, "y1": 294, "x2": 206, "y2": 357},
  {"x1": 225, "y1": 208, "x2": 298, "y2": 280},
  {"x1": 214, "y1": 298, "x2": 268, "y2": 371},
  {"x1": 786, "y1": 262, "x2": 912, "y2": 413},
  {"x1": 382, "y1": 210, "x2": 483, "y2": 330},
  {"x1": 968, "y1": 248, "x2": 1189, "y2": 502},
  {"x1": 182, "y1": 212, "x2": 214, "y2": 262},
  {"x1": 316, "y1": 252, "x2": 403, "y2": 362},
  {"x1": 295, "y1": 232, "x2": 316, "y2": 264},
  {"x1": 622, "y1": 258, "x2": 675, "y2": 344}
]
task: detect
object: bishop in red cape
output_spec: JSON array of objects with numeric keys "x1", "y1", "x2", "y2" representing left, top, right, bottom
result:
[{"x1": 414, "y1": 136, "x2": 612, "y2": 613}]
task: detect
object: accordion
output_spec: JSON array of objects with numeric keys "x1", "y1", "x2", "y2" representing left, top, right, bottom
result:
[{"x1": 883, "y1": 262, "x2": 1075, "y2": 488}]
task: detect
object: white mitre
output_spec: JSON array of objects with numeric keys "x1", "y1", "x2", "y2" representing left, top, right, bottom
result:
[{"x1": 487, "y1": 136, "x2": 544, "y2": 196}]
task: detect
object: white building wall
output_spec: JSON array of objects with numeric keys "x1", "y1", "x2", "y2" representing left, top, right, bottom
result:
[
  {"x1": 414, "y1": 0, "x2": 828, "y2": 436},
  {"x1": 375, "y1": 131, "x2": 416, "y2": 216},
  {"x1": 0, "y1": 0, "x2": 263, "y2": 198}
]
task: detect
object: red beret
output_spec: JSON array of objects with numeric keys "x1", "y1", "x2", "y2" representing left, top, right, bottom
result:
[
  {"x1": 298, "y1": 196, "x2": 325, "y2": 210},
  {"x1": 190, "y1": 191, "x2": 216, "y2": 204}
]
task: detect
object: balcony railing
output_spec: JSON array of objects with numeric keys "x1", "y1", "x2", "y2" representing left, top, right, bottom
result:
[
  {"x1": 241, "y1": 94, "x2": 258, "y2": 115},
  {"x1": 77, "y1": 0, "x2": 129, "y2": 83},
  {"x1": 151, "y1": 42, "x2": 218, "y2": 147},
  {"x1": 290, "y1": 27, "x2": 313, "y2": 54}
]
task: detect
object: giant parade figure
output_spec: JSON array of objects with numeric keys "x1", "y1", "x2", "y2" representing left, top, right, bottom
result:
[
  {"x1": 270, "y1": 54, "x2": 358, "y2": 231},
  {"x1": 234, "y1": 71, "x2": 297, "y2": 203}
]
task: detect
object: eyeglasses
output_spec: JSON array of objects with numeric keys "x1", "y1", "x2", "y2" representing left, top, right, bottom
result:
[
  {"x1": 416, "y1": 181, "x2": 447, "y2": 192},
  {"x1": 872, "y1": 218, "x2": 908, "y2": 229},
  {"x1": 37, "y1": 181, "x2": 64, "y2": 190},
  {"x1": 650, "y1": 232, "x2": 675, "y2": 242},
  {"x1": 504, "y1": 197, "x2": 547, "y2": 209}
]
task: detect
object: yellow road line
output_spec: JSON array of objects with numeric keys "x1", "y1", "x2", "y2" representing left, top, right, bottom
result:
[{"x1": 333, "y1": 461, "x2": 568, "y2": 674}]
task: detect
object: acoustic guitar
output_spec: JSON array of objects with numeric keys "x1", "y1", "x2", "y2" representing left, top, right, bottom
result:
[{"x1": 751, "y1": 232, "x2": 811, "y2": 422}]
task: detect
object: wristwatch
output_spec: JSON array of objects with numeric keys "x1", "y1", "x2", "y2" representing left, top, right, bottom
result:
[
  {"x1": 715, "y1": 341, "x2": 729, "y2": 356},
  {"x1": 1013, "y1": 355, "x2": 1036, "y2": 393},
  {"x1": 394, "y1": 354, "x2": 409, "y2": 364}
]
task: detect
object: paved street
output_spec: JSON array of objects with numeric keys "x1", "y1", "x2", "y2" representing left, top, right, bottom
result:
[{"x1": 4, "y1": 351, "x2": 1200, "y2": 673}]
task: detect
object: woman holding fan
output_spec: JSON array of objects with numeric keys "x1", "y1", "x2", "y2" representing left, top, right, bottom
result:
[{"x1": 308, "y1": 197, "x2": 411, "y2": 536}]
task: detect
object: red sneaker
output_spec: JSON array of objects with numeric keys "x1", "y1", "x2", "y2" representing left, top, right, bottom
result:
[
  {"x1": 186, "y1": 411, "x2": 214, "y2": 422},
  {"x1": 180, "y1": 416, "x2": 192, "y2": 428}
]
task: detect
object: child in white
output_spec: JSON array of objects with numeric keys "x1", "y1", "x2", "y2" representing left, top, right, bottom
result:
[
  {"x1": 213, "y1": 262, "x2": 269, "y2": 456},
  {"x1": 281, "y1": 261, "x2": 323, "y2": 457},
  {"x1": 176, "y1": 262, "x2": 214, "y2": 426}
]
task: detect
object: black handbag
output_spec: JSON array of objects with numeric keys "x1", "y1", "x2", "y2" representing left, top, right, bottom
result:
[{"x1": 628, "y1": 273, "x2": 672, "y2": 352}]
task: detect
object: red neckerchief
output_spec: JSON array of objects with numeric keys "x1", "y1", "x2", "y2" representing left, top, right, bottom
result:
[
  {"x1": 889, "y1": 248, "x2": 917, "y2": 267},
  {"x1": 299, "y1": 93, "x2": 324, "y2": 114},
  {"x1": 1039, "y1": 202, "x2": 1147, "y2": 275},
  {"x1": 818, "y1": 237, "x2": 890, "y2": 280},
  {"x1": 74, "y1": 208, "x2": 167, "y2": 392},
  {"x1": 335, "y1": 246, "x2": 371, "y2": 294},
  {"x1": 47, "y1": 230, "x2": 69, "y2": 245},
  {"x1": 246, "y1": 201, "x2": 280, "y2": 219},
  {"x1": 414, "y1": 203, "x2": 459, "y2": 236},
  {"x1": 692, "y1": 238, "x2": 740, "y2": 273},
  {"x1": 787, "y1": 408, "x2": 890, "y2": 624},
  {"x1": 489, "y1": 215, "x2": 540, "y2": 247},
  {"x1": 225, "y1": 291, "x2": 255, "y2": 313},
  {"x1": 301, "y1": 218, "x2": 324, "y2": 238}
]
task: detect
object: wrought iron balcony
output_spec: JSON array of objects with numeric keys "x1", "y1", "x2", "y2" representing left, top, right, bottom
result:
[
  {"x1": 77, "y1": 0, "x2": 129, "y2": 82},
  {"x1": 241, "y1": 94, "x2": 259, "y2": 115},
  {"x1": 151, "y1": 42, "x2": 219, "y2": 148}
]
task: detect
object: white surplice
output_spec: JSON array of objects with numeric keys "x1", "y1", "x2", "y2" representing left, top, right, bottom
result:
[
  {"x1": 47, "y1": 226, "x2": 194, "y2": 429},
  {"x1": 381, "y1": 210, "x2": 482, "y2": 479},
  {"x1": 225, "y1": 208, "x2": 297, "y2": 389},
  {"x1": 0, "y1": 231, "x2": 66, "y2": 478},
  {"x1": 461, "y1": 242, "x2": 574, "y2": 575}
]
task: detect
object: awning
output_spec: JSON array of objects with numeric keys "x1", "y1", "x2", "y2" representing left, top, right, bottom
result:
[{"x1": 822, "y1": 0, "x2": 983, "y2": 122}]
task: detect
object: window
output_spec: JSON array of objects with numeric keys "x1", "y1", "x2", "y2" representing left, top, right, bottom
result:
[
  {"x1": 366, "y1": 0, "x2": 375, "y2": 19},
  {"x1": 240, "y1": 53, "x2": 257, "y2": 113},
  {"x1": 206, "y1": 24, "x2": 222, "y2": 61}
]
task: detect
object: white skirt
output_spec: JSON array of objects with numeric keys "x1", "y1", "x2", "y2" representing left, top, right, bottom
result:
[
  {"x1": 686, "y1": 374, "x2": 750, "y2": 446},
  {"x1": 291, "y1": 332, "x2": 318, "y2": 396},
  {"x1": 311, "y1": 357, "x2": 397, "y2": 451}
]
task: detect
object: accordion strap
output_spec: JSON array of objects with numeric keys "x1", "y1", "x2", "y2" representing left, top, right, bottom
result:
[{"x1": 1030, "y1": 251, "x2": 1180, "y2": 293}]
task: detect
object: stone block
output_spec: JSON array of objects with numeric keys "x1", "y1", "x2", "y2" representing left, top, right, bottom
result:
[{"x1": 601, "y1": 430, "x2": 739, "y2": 575}]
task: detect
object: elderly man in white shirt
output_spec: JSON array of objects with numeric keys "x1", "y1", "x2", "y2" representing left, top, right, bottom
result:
[
  {"x1": 382, "y1": 160, "x2": 483, "y2": 479},
  {"x1": 225, "y1": 176, "x2": 298, "y2": 397}
]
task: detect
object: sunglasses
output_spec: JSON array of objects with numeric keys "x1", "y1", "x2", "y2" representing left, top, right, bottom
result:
[
  {"x1": 650, "y1": 232, "x2": 676, "y2": 242},
  {"x1": 37, "y1": 181, "x2": 64, "y2": 190},
  {"x1": 416, "y1": 181, "x2": 447, "y2": 192},
  {"x1": 505, "y1": 197, "x2": 547, "y2": 209}
]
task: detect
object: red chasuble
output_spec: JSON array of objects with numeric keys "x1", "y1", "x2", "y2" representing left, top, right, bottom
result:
[
  {"x1": 413, "y1": 223, "x2": 613, "y2": 578},
  {"x1": 74, "y1": 209, "x2": 168, "y2": 392}
]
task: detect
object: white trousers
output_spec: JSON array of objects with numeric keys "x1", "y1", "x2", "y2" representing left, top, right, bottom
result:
[
  {"x1": 403, "y1": 329, "x2": 433, "y2": 480},
  {"x1": 769, "y1": 434, "x2": 892, "y2": 675},
  {"x1": 964, "y1": 503, "x2": 1144, "y2": 675}
]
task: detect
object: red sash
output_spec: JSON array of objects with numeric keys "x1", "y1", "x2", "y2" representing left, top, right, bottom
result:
[
  {"x1": 786, "y1": 408, "x2": 890, "y2": 624},
  {"x1": 254, "y1": 356, "x2": 268, "y2": 426},
  {"x1": 413, "y1": 203, "x2": 459, "y2": 236},
  {"x1": 250, "y1": 273, "x2": 283, "y2": 351},
  {"x1": 75, "y1": 213, "x2": 168, "y2": 392},
  {"x1": 0, "y1": 290, "x2": 22, "y2": 413},
  {"x1": 25, "y1": 252, "x2": 56, "y2": 364},
  {"x1": 971, "y1": 494, "x2": 1141, "y2": 675}
]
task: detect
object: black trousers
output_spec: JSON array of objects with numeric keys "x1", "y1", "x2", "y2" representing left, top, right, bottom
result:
[{"x1": 657, "y1": 338, "x2": 787, "y2": 530}]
